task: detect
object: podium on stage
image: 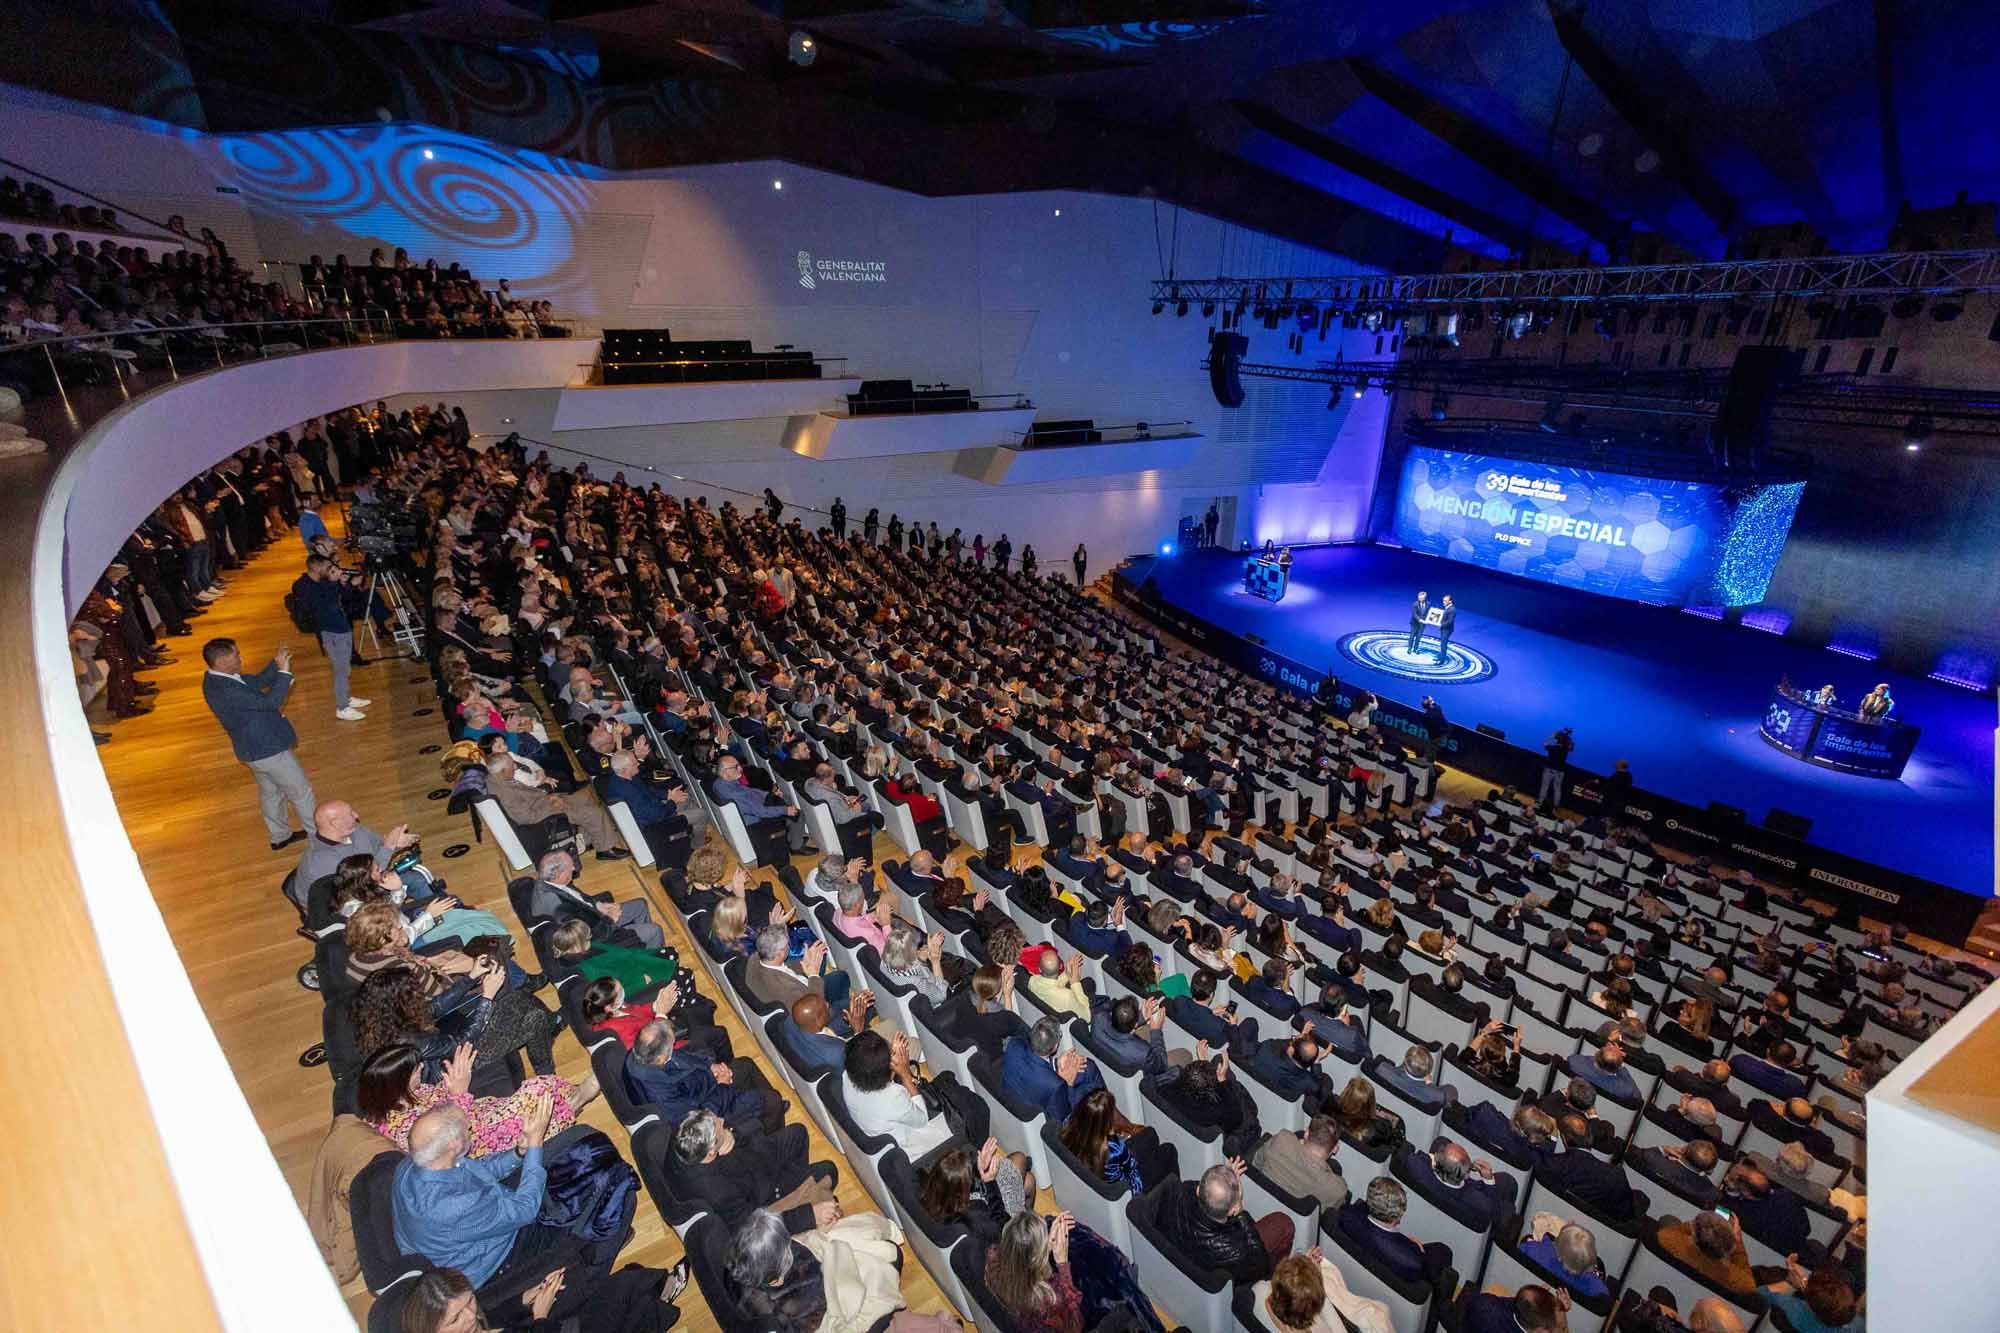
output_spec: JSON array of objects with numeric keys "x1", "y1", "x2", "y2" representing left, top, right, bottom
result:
[
  {"x1": 1759, "y1": 681, "x2": 1919, "y2": 780},
  {"x1": 1244, "y1": 557, "x2": 1289, "y2": 602}
]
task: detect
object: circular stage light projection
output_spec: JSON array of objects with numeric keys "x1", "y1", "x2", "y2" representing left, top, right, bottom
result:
[{"x1": 1337, "y1": 630, "x2": 1497, "y2": 685}]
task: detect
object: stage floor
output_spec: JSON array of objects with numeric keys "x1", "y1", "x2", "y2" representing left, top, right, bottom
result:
[{"x1": 1134, "y1": 544, "x2": 1994, "y2": 898}]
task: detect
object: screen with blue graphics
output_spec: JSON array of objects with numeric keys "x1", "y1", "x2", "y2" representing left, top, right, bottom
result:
[{"x1": 1390, "y1": 446, "x2": 1803, "y2": 606}]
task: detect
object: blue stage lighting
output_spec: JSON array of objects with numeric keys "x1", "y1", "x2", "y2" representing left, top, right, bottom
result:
[{"x1": 1160, "y1": 541, "x2": 1176, "y2": 556}]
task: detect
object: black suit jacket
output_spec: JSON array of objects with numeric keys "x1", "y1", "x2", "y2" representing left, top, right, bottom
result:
[{"x1": 1534, "y1": 1146, "x2": 1638, "y2": 1222}]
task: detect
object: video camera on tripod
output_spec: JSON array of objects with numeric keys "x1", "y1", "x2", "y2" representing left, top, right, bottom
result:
[{"x1": 348, "y1": 500, "x2": 424, "y2": 560}]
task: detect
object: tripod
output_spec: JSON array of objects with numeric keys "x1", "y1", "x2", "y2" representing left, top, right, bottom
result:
[{"x1": 360, "y1": 563, "x2": 425, "y2": 658}]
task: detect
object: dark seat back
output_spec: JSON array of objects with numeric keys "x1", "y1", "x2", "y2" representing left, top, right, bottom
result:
[{"x1": 350, "y1": 1152, "x2": 429, "y2": 1296}]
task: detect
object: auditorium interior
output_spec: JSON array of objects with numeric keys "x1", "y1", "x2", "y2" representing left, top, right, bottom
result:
[{"x1": 7, "y1": 1, "x2": 2000, "y2": 1330}]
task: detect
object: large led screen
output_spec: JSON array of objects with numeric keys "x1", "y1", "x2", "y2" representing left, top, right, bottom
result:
[{"x1": 1391, "y1": 446, "x2": 1803, "y2": 606}]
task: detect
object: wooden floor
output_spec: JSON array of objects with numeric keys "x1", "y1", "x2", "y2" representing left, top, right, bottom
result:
[{"x1": 92, "y1": 521, "x2": 958, "y2": 1328}]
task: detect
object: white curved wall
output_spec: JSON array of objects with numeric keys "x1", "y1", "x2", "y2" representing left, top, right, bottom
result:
[{"x1": 36, "y1": 339, "x2": 607, "y2": 1331}]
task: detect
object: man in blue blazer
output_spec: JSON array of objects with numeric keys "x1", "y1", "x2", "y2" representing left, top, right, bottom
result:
[
  {"x1": 999, "y1": 1017, "x2": 1104, "y2": 1121},
  {"x1": 200, "y1": 637, "x2": 317, "y2": 850},
  {"x1": 774, "y1": 993, "x2": 869, "y2": 1079},
  {"x1": 1066, "y1": 898, "x2": 1132, "y2": 958}
]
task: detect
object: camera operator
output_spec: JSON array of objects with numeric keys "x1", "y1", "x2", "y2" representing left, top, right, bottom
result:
[
  {"x1": 1539, "y1": 726, "x2": 1575, "y2": 809},
  {"x1": 293, "y1": 554, "x2": 373, "y2": 721}
]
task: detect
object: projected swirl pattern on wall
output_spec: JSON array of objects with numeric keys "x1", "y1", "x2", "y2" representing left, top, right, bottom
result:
[
  {"x1": 211, "y1": 124, "x2": 598, "y2": 302},
  {"x1": 1337, "y1": 630, "x2": 1497, "y2": 685}
]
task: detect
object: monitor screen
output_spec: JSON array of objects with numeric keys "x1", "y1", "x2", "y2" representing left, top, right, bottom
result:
[{"x1": 1390, "y1": 445, "x2": 1803, "y2": 606}]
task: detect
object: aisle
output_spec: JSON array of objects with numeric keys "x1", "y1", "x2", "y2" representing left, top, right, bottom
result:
[{"x1": 91, "y1": 520, "x2": 954, "y2": 1327}]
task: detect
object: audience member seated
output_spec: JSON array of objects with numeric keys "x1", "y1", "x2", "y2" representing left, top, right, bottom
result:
[
  {"x1": 527, "y1": 850, "x2": 665, "y2": 949},
  {"x1": 1517, "y1": 1215, "x2": 1611, "y2": 1301},
  {"x1": 663, "y1": 1109, "x2": 839, "y2": 1232},
  {"x1": 1088, "y1": 994, "x2": 1172, "y2": 1074},
  {"x1": 547, "y1": 919, "x2": 679, "y2": 993},
  {"x1": 916, "y1": 1137, "x2": 1034, "y2": 1256},
  {"x1": 1027, "y1": 947, "x2": 1093, "y2": 1021},
  {"x1": 1654, "y1": 1209, "x2": 1756, "y2": 1296},
  {"x1": 945, "y1": 963, "x2": 1028, "y2": 1056},
  {"x1": 1150, "y1": 1042, "x2": 1261, "y2": 1157},
  {"x1": 1252, "y1": 1114, "x2": 1351, "y2": 1210},
  {"x1": 843, "y1": 1029, "x2": 987, "y2": 1163},
  {"x1": 744, "y1": 924, "x2": 851, "y2": 1013},
  {"x1": 1332, "y1": 1076, "x2": 1404, "y2": 1151},
  {"x1": 1629, "y1": 1137, "x2": 1721, "y2": 1207},
  {"x1": 392, "y1": 1096, "x2": 648, "y2": 1320},
  {"x1": 626, "y1": 1018, "x2": 783, "y2": 1133},
  {"x1": 391, "y1": 1263, "x2": 682, "y2": 1333},
  {"x1": 1403, "y1": 1138, "x2": 1514, "y2": 1230},
  {"x1": 985, "y1": 1208, "x2": 1163, "y2": 1333},
  {"x1": 1159, "y1": 1159, "x2": 1296, "y2": 1283},
  {"x1": 1332, "y1": 1175, "x2": 1450, "y2": 1286},
  {"x1": 1060, "y1": 1086, "x2": 1178, "y2": 1196},
  {"x1": 1372, "y1": 1046, "x2": 1447, "y2": 1111},
  {"x1": 776, "y1": 991, "x2": 871, "y2": 1078},
  {"x1": 358, "y1": 1041, "x2": 593, "y2": 1158},
  {"x1": 1534, "y1": 1113, "x2": 1639, "y2": 1221},
  {"x1": 1760, "y1": 1254, "x2": 1864, "y2": 1333},
  {"x1": 1001, "y1": 1016, "x2": 1105, "y2": 1122}
]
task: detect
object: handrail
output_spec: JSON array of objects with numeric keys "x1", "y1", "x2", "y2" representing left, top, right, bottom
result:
[
  {"x1": 3, "y1": 315, "x2": 589, "y2": 424},
  {"x1": 470, "y1": 430, "x2": 836, "y2": 519},
  {"x1": 599, "y1": 354, "x2": 848, "y2": 369},
  {"x1": 0, "y1": 150, "x2": 182, "y2": 235},
  {"x1": 1006, "y1": 419, "x2": 1195, "y2": 445},
  {"x1": 828, "y1": 390, "x2": 1030, "y2": 415}
]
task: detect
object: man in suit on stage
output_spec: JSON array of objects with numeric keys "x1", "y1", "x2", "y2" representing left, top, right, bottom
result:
[
  {"x1": 1434, "y1": 595, "x2": 1457, "y2": 661},
  {"x1": 201, "y1": 637, "x2": 317, "y2": 851},
  {"x1": 1407, "y1": 591, "x2": 1429, "y2": 654}
]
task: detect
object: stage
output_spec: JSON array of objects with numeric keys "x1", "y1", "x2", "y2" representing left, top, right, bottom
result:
[{"x1": 1126, "y1": 543, "x2": 1994, "y2": 904}]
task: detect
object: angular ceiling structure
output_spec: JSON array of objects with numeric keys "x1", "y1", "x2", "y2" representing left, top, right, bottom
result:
[{"x1": 7, "y1": 0, "x2": 1996, "y2": 265}]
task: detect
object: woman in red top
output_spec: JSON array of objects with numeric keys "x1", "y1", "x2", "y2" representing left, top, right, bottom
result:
[
  {"x1": 883, "y1": 774, "x2": 941, "y2": 823},
  {"x1": 881, "y1": 772, "x2": 951, "y2": 858},
  {"x1": 580, "y1": 975, "x2": 678, "y2": 1048}
]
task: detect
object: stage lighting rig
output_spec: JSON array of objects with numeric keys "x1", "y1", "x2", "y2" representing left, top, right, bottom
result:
[{"x1": 788, "y1": 31, "x2": 817, "y2": 66}]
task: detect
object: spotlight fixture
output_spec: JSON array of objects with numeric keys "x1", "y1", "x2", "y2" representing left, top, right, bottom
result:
[
  {"x1": 1201, "y1": 301, "x2": 1215, "y2": 318},
  {"x1": 1151, "y1": 301, "x2": 1164, "y2": 315},
  {"x1": 1932, "y1": 292, "x2": 1967, "y2": 322},
  {"x1": 1890, "y1": 294, "x2": 1924, "y2": 319},
  {"x1": 788, "y1": 30, "x2": 817, "y2": 66},
  {"x1": 1903, "y1": 413, "x2": 1934, "y2": 449},
  {"x1": 1352, "y1": 384, "x2": 1365, "y2": 399},
  {"x1": 422, "y1": 148, "x2": 435, "y2": 160},
  {"x1": 1175, "y1": 300, "x2": 1189, "y2": 317},
  {"x1": 772, "y1": 179, "x2": 784, "y2": 191},
  {"x1": 1053, "y1": 208, "x2": 1061, "y2": 217},
  {"x1": 1429, "y1": 393, "x2": 1449, "y2": 422}
]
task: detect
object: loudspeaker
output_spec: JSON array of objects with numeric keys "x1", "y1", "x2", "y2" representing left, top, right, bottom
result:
[
  {"x1": 1706, "y1": 800, "x2": 1746, "y2": 826},
  {"x1": 1763, "y1": 807, "x2": 1813, "y2": 840},
  {"x1": 1209, "y1": 331, "x2": 1249, "y2": 409},
  {"x1": 1475, "y1": 723, "x2": 1506, "y2": 740},
  {"x1": 1713, "y1": 345, "x2": 1792, "y2": 469}
]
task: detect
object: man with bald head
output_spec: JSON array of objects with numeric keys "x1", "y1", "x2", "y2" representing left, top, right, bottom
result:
[
  {"x1": 1718, "y1": 1160, "x2": 1812, "y2": 1259},
  {"x1": 1456, "y1": 1281, "x2": 1568, "y2": 1333},
  {"x1": 1665, "y1": 1058, "x2": 1746, "y2": 1118},
  {"x1": 1631, "y1": 1134, "x2": 1721, "y2": 1207},
  {"x1": 391, "y1": 1092, "x2": 606, "y2": 1314},
  {"x1": 775, "y1": 988, "x2": 873, "y2": 1078},
  {"x1": 292, "y1": 798, "x2": 421, "y2": 908},
  {"x1": 1654, "y1": 1092, "x2": 1726, "y2": 1146},
  {"x1": 1533, "y1": 1113, "x2": 1638, "y2": 1221},
  {"x1": 1744, "y1": 1095, "x2": 1840, "y2": 1163},
  {"x1": 1399, "y1": 1136, "x2": 1514, "y2": 1230}
]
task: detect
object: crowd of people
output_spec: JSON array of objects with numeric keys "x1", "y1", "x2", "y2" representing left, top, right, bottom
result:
[
  {"x1": 102, "y1": 392, "x2": 1991, "y2": 1333},
  {"x1": 0, "y1": 217, "x2": 566, "y2": 407}
]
